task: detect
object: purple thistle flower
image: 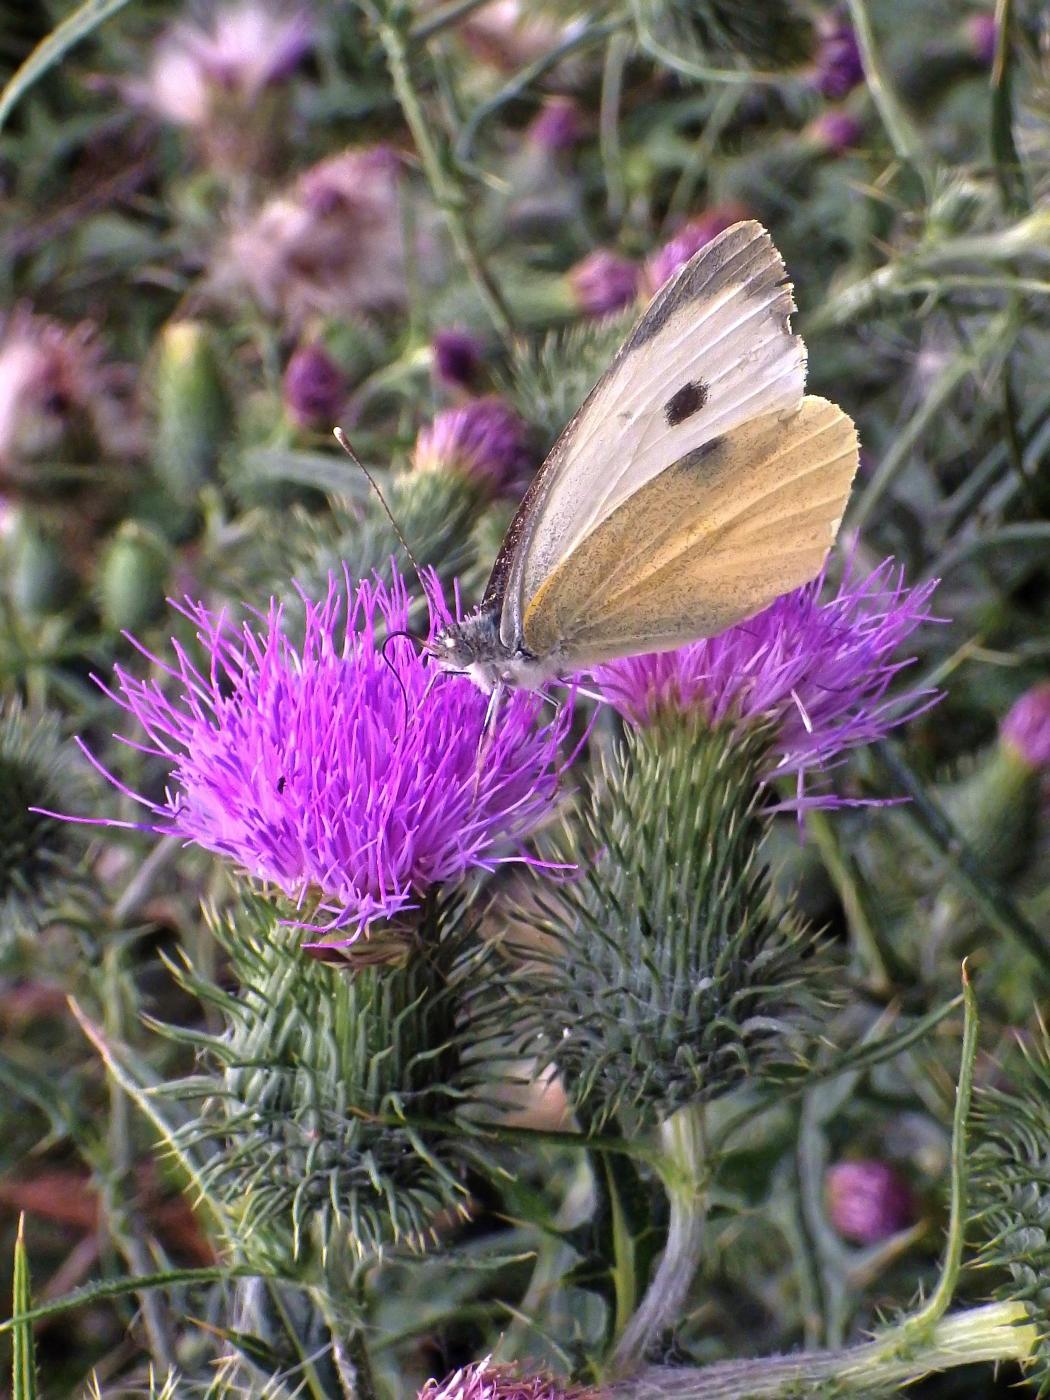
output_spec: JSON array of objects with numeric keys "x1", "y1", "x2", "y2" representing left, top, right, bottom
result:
[
  {"x1": 431, "y1": 328, "x2": 485, "y2": 391},
  {"x1": 412, "y1": 397, "x2": 531, "y2": 495},
  {"x1": 419, "y1": 1357, "x2": 586, "y2": 1400},
  {"x1": 806, "y1": 108, "x2": 864, "y2": 155},
  {"x1": 645, "y1": 203, "x2": 750, "y2": 292},
  {"x1": 810, "y1": 11, "x2": 865, "y2": 99},
  {"x1": 1001, "y1": 682, "x2": 1050, "y2": 771},
  {"x1": 591, "y1": 559, "x2": 940, "y2": 808},
  {"x1": 825, "y1": 1159, "x2": 916, "y2": 1244},
  {"x1": 526, "y1": 96, "x2": 583, "y2": 152},
  {"x1": 53, "y1": 568, "x2": 572, "y2": 941},
  {"x1": 282, "y1": 343, "x2": 347, "y2": 429},
  {"x1": 568, "y1": 249, "x2": 640, "y2": 317}
]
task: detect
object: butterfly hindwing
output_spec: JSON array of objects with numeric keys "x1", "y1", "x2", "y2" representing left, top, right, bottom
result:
[{"x1": 520, "y1": 397, "x2": 858, "y2": 666}]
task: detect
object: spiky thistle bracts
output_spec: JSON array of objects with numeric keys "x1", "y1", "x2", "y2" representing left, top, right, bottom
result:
[
  {"x1": 514, "y1": 721, "x2": 833, "y2": 1129},
  {"x1": 971, "y1": 1025, "x2": 1050, "y2": 1395},
  {"x1": 159, "y1": 895, "x2": 491, "y2": 1267},
  {"x1": 61, "y1": 567, "x2": 573, "y2": 940}
]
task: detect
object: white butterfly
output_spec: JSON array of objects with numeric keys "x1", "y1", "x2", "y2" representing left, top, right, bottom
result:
[{"x1": 436, "y1": 221, "x2": 859, "y2": 692}]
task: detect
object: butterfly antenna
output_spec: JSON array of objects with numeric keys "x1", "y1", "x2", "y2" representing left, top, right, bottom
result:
[{"x1": 333, "y1": 427, "x2": 429, "y2": 595}]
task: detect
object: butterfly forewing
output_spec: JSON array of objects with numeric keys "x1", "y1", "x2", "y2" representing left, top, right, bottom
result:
[
  {"x1": 498, "y1": 220, "x2": 807, "y2": 650},
  {"x1": 520, "y1": 396, "x2": 858, "y2": 666}
]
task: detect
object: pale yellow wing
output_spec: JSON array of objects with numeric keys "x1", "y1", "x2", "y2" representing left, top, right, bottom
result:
[{"x1": 521, "y1": 396, "x2": 858, "y2": 667}]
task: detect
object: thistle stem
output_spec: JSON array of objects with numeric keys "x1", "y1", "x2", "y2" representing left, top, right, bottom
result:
[
  {"x1": 372, "y1": 7, "x2": 516, "y2": 341},
  {"x1": 846, "y1": 0, "x2": 932, "y2": 190},
  {"x1": 605, "y1": 1301, "x2": 1038, "y2": 1398},
  {"x1": 612, "y1": 1105, "x2": 708, "y2": 1368}
]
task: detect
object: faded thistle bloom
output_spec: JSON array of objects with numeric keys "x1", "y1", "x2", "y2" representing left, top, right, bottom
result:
[
  {"x1": 593, "y1": 559, "x2": 939, "y2": 808},
  {"x1": 65, "y1": 568, "x2": 571, "y2": 940},
  {"x1": 412, "y1": 397, "x2": 531, "y2": 496},
  {"x1": 645, "y1": 203, "x2": 749, "y2": 291},
  {"x1": 124, "y1": 1, "x2": 312, "y2": 169},
  {"x1": 567, "y1": 249, "x2": 640, "y2": 317},
  {"x1": 432, "y1": 329, "x2": 485, "y2": 391},
  {"x1": 419, "y1": 1358, "x2": 587, "y2": 1400},
  {"x1": 282, "y1": 343, "x2": 347, "y2": 429},
  {"x1": 0, "y1": 309, "x2": 141, "y2": 472},
  {"x1": 217, "y1": 147, "x2": 404, "y2": 326},
  {"x1": 826, "y1": 1159, "x2": 916, "y2": 1244}
]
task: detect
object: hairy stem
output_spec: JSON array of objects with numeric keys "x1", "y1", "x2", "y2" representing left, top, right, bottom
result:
[
  {"x1": 372, "y1": 6, "x2": 516, "y2": 340},
  {"x1": 613, "y1": 1105, "x2": 707, "y2": 1367},
  {"x1": 606, "y1": 1301, "x2": 1038, "y2": 1398}
]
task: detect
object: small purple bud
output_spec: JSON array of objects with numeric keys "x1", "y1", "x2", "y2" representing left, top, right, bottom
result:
[
  {"x1": 807, "y1": 108, "x2": 864, "y2": 155},
  {"x1": 645, "y1": 202, "x2": 749, "y2": 291},
  {"x1": 412, "y1": 396, "x2": 531, "y2": 495},
  {"x1": 966, "y1": 13, "x2": 998, "y2": 67},
  {"x1": 1001, "y1": 682, "x2": 1050, "y2": 771},
  {"x1": 431, "y1": 328, "x2": 484, "y2": 391},
  {"x1": 826, "y1": 1160, "x2": 916, "y2": 1244},
  {"x1": 568, "y1": 249, "x2": 640, "y2": 317},
  {"x1": 283, "y1": 343, "x2": 347, "y2": 429},
  {"x1": 526, "y1": 96, "x2": 583, "y2": 152},
  {"x1": 811, "y1": 12, "x2": 865, "y2": 99}
]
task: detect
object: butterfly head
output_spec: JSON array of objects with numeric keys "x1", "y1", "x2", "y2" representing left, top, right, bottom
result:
[{"x1": 433, "y1": 608, "x2": 553, "y2": 693}]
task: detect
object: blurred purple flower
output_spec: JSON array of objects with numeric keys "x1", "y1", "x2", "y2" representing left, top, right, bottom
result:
[
  {"x1": 432, "y1": 329, "x2": 485, "y2": 391},
  {"x1": 568, "y1": 249, "x2": 640, "y2": 317},
  {"x1": 0, "y1": 309, "x2": 141, "y2": 470},
  {"x1": 645, "y1": 203, "x2": 749, "y2": 291},
  {"x1": 124, "y1": 2, "x2": 312, "y2": 167},
  {"x1": 58, "y1": 568, "x2": 572, "y2": 939},
  {"x1": 966, "y1": 13, "x2": 998, "y2": 67},
  {"x1": 283, "y1": 343, "x2": 347, "y2": 429},
  {"x1": 825, "y1": 1159, "x2": 916, "y2": 1244},
  {"x1": 810, "y1": 12, "x2": 864, "y2": 99},
  {"x1": 217, "y1": 147, "x2": 404, "y2": 325},
  {"x1": 592, "y1": 559, "x2": 940, "y2": 807},
  {"x1": 526, "y1": 96, "x2": 583, "y2": 152},
  {"x1": 1001, "y1": 682, "x2": 1050, "y2": 771},
  {"x1": 412, "y1": 397, "x2": 532, "y2": 495},
  {"x1": 807, "y1": 109, "x2": 864, "y2": 155},
  {"x1": 419, "y1": 1357, "x2": 585, "y2": 1400}
]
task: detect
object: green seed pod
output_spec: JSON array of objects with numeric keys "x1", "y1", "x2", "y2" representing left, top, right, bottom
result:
[
  {"x1": 516, "y1": 720, "x2": 832, "y2": 1130},
  {"x1": 0, "y1": 701, "x2": 93, "y2": 941},
  {"x1": 97, "y1": 522, "x2": 170, "y2": 633},
  {"x1": 6, "y1": 515, "x2": 75, "y2": 619},
  {"x1": 153, "y1": 320, "x2": 229, "y2": 509},
  {"x1": 157, "y1": 893, "x2": 489, "y2": 1274}
]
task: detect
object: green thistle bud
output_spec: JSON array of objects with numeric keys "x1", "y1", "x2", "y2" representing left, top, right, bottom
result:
[
  {"x1": 96, "y1": 521, "x2": 170, "y2": 633},
  {"x1": 153, "y1": 320, "x2": 229, "y2": 509},
  {"x1": 517, "y1": 721, "x2": 831, "y2": 1129},
  {"x1": 0, "y1": 701, "x2": 93, "y2": 940},
  {"x1": 271, "y1": 467, "x2": 487, "y2": 624},
  {"x1": 6, "y1": 514, "x2": 75, "y2": 618},
  {"x1": 503, "y1": 313, "x2": 634, "y2": 445},
  {"x1": 159, "y1": 893, "x2": 489, "y2": 1273},
  {"x1": 972, "y1": 1025, "x2": 1050, "y2": 1394}
]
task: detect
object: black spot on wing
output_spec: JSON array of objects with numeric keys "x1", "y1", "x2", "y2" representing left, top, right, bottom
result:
[{"x1": 665, "y1": 379, "x2": 708, "y2": 426}]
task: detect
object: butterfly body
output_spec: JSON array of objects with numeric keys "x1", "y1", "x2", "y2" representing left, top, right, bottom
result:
[{"x1": 435, "y1": 221, "x2": 859, "y2": 693}]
